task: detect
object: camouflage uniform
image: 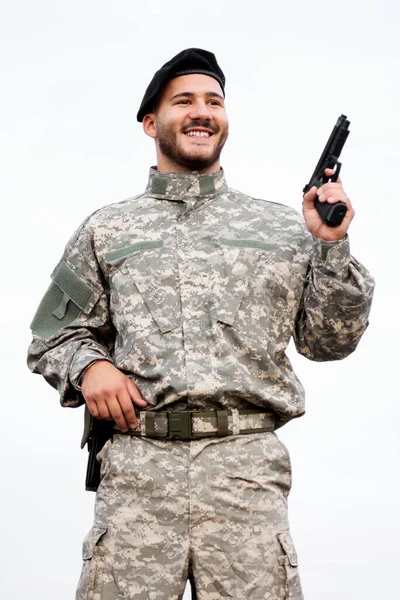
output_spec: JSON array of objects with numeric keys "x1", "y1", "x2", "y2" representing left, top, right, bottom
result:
[{"x1": 28, "y1": 168, "x2": 374, "y2": 599}]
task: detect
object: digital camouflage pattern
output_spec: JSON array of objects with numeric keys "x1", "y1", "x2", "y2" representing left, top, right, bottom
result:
[
  {"x1": 28, "y1": 168, "x2": 374, "y2": 428},
  {"x1": 28, "y1": 168, "x2": 374, "y2": 598},
  {"x1": 76, "y1": 431, "x2": 303, "y2": 600}
]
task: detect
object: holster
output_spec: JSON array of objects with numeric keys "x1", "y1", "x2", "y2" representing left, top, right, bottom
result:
[{"x1": 81, "y1": 405, "x2": 114, "y2": 492}]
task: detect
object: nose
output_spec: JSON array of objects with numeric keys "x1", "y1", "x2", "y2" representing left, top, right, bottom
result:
[{"x1": 188, "y1": 100, "x2": 213, "y2": 121}]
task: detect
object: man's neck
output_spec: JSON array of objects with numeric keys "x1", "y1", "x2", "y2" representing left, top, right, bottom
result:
[{"x1": 156, "y1": 156, "x2": 221, "y2": 175}]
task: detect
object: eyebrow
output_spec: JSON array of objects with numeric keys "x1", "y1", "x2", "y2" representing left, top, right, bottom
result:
[{"x1": 169, "y1": 91, "x2": 224, "y2": 102}]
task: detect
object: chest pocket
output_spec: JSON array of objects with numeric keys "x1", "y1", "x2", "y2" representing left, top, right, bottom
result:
[
  {"x1": 212, "y1": 238, "x2": 306, "y2": 351},
  {"x1": 105, "y1": 241, "x2": 180, "y2": 341},
  {"x1": 212, "y1": 239, "x2": 270, "y2": 326}
]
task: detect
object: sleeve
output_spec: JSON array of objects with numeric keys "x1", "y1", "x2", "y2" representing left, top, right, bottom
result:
[
  {"x1": 27, "y1": 220, "x2": 115, "y2": 407},
  {"x1": 293, "y1": 235, "x2": 375, "y2": 361}
]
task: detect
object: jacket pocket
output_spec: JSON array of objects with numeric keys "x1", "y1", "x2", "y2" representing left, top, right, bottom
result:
[
  {"x1": 277, "y1": 531, "x2": 304, "y2": 600},
  {"x1": 30, "y1": 260, "x2": 101, "y2": 339},
  {"x1": 213, "y1": 238, "x2": 306, "y2": 353},
  {"x1": 212, "y1": 241, "x2": 264, "y2": 327},
  {"x1": 105, "y1": 242, "x2": 181, "y2": 371},
  {"x1": 127, "y1": 245, "x2": 180, "y2": 335},
  {"x1": 106, "y1": 241, "x2": 180, "y2": 338},
  {"x1": 76, "y1": 525, "x2": 108, "y2": 600}
]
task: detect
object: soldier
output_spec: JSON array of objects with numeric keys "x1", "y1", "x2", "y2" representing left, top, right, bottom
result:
[{"x1": 27, "y1": 48, "x2": 374, "y2": 599}]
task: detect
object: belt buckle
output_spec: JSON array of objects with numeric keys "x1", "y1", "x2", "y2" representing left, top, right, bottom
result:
[{"x1": 167, "y1": 412, "x2": 192, "y2": 440}]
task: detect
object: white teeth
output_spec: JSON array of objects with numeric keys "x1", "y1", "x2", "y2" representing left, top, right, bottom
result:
[{"x1": 186, "y1": 131, "x2": 210, "y2": 137}]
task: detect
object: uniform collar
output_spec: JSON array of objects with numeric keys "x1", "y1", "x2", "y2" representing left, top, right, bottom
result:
[{"x1": 145, "y1": 167, "x2": 228, "y2": 201}]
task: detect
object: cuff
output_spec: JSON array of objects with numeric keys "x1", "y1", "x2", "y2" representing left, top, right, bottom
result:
[
  {"x1": 312, "y1": 234, "x2": 351, "y2": 272},
  {"x1": 69, "y1": 346, "x2": 113, "y2": 391}
]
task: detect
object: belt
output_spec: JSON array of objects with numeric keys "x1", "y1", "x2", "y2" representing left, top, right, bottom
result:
[{"x1": 115, "y1": 409, "x2": 275, "y2": 441}]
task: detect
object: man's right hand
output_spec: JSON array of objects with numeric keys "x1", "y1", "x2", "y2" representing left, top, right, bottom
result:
[{"x1": 81, "y1": 361, "x2": 148, "y2": 432}]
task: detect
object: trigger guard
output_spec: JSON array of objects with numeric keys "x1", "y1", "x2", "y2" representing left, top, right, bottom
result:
[
  {"x1": 332, "y1": 162, "x2": 342, "y2": 182},
  {"x1": 323, "y1": 162, "x2": 342, "y2": 184}
]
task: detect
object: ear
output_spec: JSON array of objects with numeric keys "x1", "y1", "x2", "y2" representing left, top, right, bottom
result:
[{"x1": 143, "y1": 113, "x2": 157, "y2": 139}]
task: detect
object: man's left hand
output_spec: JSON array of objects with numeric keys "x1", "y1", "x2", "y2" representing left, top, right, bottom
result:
[{"x1": 302, "y1": 168, "x2": 355, "y2": 241}]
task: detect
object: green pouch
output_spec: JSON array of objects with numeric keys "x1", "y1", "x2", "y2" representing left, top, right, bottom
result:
[{"x1": 30, "y1": 260, "x2": 100, "y2": 339}]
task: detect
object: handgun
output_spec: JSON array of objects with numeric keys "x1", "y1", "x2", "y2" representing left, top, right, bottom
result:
[
  {"x1": 81, "y1": 406, "x2": 114, "y2": 492},
  {"x1": 303, "y1": 114, "x2": 350, "y2": 227}
]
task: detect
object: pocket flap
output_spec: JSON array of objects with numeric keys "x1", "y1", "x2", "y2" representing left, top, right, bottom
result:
[
  {"x1": 82, "y1": 525, "x2": 107, "y2": 560},
  {"x1": 277, "y1": 532, "x2": 299, "y2": 567},
  {"x1": 105, "y1": 241, "x2": 163, "y2": 265}
]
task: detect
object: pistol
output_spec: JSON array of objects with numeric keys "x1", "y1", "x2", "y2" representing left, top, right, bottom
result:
[
  {"x1": 81, "y1": 406, "x2": 114, "y2": 492},
  {"x1": 303, "y1": 114, "x2": 350, "y2": 227}
]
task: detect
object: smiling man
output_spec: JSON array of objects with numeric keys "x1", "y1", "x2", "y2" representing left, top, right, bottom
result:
[
  {"x1": 143, "y1": 75, "x2": 229, "y2": 172},
  {"x1": 27, "y1": 49, "x2": 374, "y2": 599}
]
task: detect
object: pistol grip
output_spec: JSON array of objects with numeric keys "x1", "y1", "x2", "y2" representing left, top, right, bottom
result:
[{"x1": 315, "y1": 198, "x2": 347, "y2": 227}]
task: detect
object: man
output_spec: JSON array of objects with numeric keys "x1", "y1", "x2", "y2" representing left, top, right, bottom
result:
[{"x1": 27, "y1": 48, "x2": 374, "y2": 599}]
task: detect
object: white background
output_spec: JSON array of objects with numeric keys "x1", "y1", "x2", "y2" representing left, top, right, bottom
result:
[{"x1": 0, "y1": 1, "x2": 398, "y2": 598}]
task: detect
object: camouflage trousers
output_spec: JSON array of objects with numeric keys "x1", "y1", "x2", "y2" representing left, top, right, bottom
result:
[{"x1": 76, "y1": 431, "x2": 303, "y2": 599}]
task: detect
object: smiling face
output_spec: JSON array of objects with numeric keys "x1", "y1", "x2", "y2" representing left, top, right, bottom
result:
[{"x1": 143, "y1": 74, "x2": 229, "y2": 173}]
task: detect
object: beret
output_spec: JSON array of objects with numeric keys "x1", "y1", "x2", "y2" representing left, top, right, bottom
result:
[{"x1": 137, "y1": 48, "x2": 225, "y2": 122}]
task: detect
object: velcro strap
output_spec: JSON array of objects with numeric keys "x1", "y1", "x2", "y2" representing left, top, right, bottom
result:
[{"x1": 52, "y1": 292, "x2": 70, "y2": 319}]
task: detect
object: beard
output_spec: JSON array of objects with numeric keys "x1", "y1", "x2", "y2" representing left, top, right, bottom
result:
[{"x1": 156, "y1": 119, "x2": 228, "y2": 171}]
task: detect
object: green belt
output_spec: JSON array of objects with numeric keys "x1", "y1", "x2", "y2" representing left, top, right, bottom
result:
[{"x1": 114, "y1": 409, "x2": 276, "y2": 441}]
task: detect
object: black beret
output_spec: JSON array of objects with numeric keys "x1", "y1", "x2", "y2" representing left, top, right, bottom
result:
[{"x1": 137, "y1": 48, "x2": 225, "y2": 122}]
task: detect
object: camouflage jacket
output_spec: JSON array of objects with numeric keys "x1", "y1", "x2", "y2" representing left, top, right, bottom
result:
[{"x1": 27, "y1": 169, "x2": 374, "y2": 427}]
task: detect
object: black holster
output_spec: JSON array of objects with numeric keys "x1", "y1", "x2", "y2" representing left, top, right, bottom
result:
[{"x1": 81, "y1": 406, "x2": 114, "y2": 492}]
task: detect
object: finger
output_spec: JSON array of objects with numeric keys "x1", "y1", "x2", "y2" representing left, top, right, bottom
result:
[
  {"x1": 325, "y1": 194, "x2": 348, "y2": 204},
  {"x1": 85, "y1": 398, "x2": 100, "y2": 419},
  {"x1": 117, "y1": 386, "x2": 138, "y2": 430},
  {"x1": 318, "y1": 181, "x2": 343, "y2": 193},
  {"x1": 302, "y1": 186, "x2": 318, "y2": 210},
  {"x1": 317, "y1": 182, "x2": 344, "y2": 197},
  {"x1": 126, "y1": 378, "x2": 148, "y2": 407},
  {"x1": 104, "y1": 397, "x2": 129, "y2": 432},
  {"x1": 96, "y1": 399, "x2": 113, "y2": 421},
  {"x1": 317, "y1": 185, "x2": 347, "y2": 202},
  {"x1": 324, "y1": 167, "x2": 342, "y2": 185},
  {"x1": 318, "y1": 191, "x2": 345, "y2": 202}
]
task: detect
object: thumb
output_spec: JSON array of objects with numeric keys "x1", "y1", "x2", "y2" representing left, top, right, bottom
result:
[
  {"x1": 126, "y1": 378, "x2": 148, "y2": 407},
  {"x1": 303, "y1": 185, "x2": 318, "y2": 211}
]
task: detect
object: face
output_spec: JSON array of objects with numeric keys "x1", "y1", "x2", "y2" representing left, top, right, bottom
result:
[{"x1": 143, "y1": 74, "x2": 229, "y2": 173}]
